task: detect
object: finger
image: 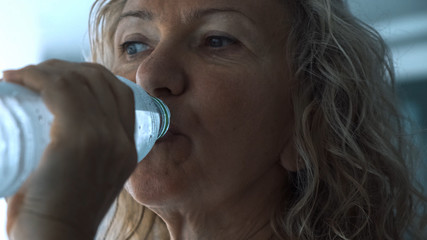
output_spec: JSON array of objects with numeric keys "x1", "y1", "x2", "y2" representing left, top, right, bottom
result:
[
  {"x1": 81, "y1": 63, "x2": 136, "y2": 142},
  {"x1": 39, "y1": 61, "x2": 127, "y2": 130},
  {"x1": 41, "y1": 60, "x2": 120, "y2": 122},
  {"x1": 4, "y1": 61, "x2": 135, "y2": 148},
  {"x1": 3, "y1": 65, "x2": 48, "y2": 92},
  {"x1": 74, "y1": 64, "x2": 122, "y2": 122},
  {"x1": 41, "y1": 76, "x2": 101, "y2": 124},
  {"x1": 4, "y1": 62, "x2": 108, "y2": 123},
  {"x1": 106, "y1": 73, "x2": 136, "y2": 142}
]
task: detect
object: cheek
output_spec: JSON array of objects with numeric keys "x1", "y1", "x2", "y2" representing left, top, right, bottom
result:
[
  {"x1": 194, "y1": 72, "x2": 252, "y2": 133},
  {"x1": 193, "y1": 66, "x2": 292, "y2": 161}
]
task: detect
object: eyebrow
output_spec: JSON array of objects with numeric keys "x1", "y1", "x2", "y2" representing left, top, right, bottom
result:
[
  {"x1": 118, "y1": 7, "x2": 255, "y2": 24},
  {"x1": 119, "y1": 9, "x2": 154, "y2": 22}
]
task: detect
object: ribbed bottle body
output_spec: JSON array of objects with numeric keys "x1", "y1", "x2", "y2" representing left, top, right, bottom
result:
[{"x1": 0, "y1": 82, "x2": 52, "y2": 197}]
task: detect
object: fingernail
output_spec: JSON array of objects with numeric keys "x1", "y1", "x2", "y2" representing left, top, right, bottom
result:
[{"x1": 2, "y1": 70, "x2": 18, "y2": 81}]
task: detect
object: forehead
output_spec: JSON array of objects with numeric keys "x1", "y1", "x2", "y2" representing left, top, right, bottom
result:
[{"x1": 122, "y1": 0, "x2": 288, "y2": 26}]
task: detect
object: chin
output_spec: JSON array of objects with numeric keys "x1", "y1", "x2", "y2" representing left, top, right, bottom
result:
[{"x1": 125, "y1": 153, "x2": 193, "y2": 207}]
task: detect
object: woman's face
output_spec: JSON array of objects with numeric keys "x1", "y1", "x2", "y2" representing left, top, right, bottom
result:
[{"x1": 112, "y1": 0, "x2": 294, "y2": 209}]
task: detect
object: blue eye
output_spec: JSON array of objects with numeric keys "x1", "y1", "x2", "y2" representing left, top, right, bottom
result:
[
  {"x1": 121, "y1": 42, "x2": 149, "y2": 55},
  {"x1": 205, "y1": 36, "x2": 237, "y2": 48}
]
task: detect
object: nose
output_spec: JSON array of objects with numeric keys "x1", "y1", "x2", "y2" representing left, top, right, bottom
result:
[{"x1": 136, "y1": 44, "x2": 187, "y2": 98}]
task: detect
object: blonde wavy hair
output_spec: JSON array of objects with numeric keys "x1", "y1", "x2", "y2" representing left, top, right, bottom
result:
[{"x1": 89, "y1": 0, "x2": 426, "y2": 239}]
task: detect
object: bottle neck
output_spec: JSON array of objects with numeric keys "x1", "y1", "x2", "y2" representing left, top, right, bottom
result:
[
  {"x1": 115, "y1": 75, "x2": 170, "y2": 139},
  {"x1": 151, "y1": 97, "x2": 170, "y2": 139}
]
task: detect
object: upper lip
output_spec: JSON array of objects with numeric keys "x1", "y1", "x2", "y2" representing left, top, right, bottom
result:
[{"x1": 159, "y1": 105, "x2": 183, "y2": 139}]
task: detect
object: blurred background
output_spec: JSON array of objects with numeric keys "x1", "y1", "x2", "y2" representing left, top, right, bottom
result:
[{"x1": 0, "y1": 0, "x2": 426, "y2": 239}]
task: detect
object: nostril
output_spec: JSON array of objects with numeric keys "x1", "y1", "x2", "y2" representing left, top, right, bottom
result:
[{"x1": 152, "y1": 87, "x2": 174, "y2": 98}]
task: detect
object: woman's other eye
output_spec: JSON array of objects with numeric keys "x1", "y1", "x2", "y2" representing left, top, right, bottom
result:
[
  {"x1": 205, "y1": 36, "x2": 238, "y2": 48},
  {"x1": 120, "y1": 41, "x2": 149, "y2": 56}
]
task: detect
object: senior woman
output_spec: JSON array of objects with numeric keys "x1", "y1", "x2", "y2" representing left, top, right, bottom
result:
[{"x1": 4, "y1": 0, "x2": 425, "y2": 239}]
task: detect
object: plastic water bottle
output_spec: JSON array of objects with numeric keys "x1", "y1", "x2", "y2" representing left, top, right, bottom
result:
[{"x1": 0, "y1": 76, "x2": 170, "y2": 197}]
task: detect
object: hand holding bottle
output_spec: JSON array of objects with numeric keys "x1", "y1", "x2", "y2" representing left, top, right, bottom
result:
[{"x1": 3, "y1": 60, "x2": 139, "y2": 239}]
